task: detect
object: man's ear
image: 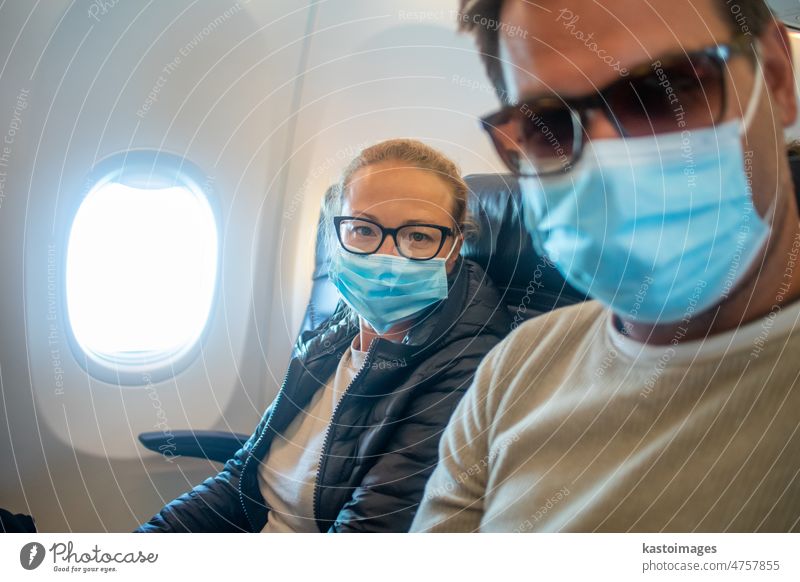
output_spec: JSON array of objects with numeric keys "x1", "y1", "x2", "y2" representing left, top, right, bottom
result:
[{"x1": 760, "y1": 20, "x2": 798, "y2": 128}]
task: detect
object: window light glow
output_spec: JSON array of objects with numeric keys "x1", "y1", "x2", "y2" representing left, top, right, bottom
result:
[{"x1": 66, "y1": 181, "x2": 218, "y2": 364}]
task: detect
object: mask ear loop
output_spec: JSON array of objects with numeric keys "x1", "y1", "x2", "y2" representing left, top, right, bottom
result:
[
  {"x1": 739, "y1": 47, "x2": 779, "y2": 237},
  {"x1": 442, "y1": 230, "x2": 463, "y2": 262}
]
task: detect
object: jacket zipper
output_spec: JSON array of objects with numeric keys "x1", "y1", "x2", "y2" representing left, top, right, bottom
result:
[
  {"x1": 239, "y1": 333, "x2": 356, "y2": 531},
  {"x1": 238, "y1": 363, "x2": 293, "y2": 532},
  {"x1": 311, "y1": 340, "x2": 378, "y2": 532}
]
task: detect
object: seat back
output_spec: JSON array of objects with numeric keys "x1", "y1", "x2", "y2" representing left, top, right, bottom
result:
[
  {"x1": 297, "y1": 174, "x2": 585, "y2": 337},
  {"x1": 459, "y1": 174, "x2": 585, "y2": 323}
]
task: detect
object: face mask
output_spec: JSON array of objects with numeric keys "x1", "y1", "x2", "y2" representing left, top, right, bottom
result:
[
  {"x1": 329, "y1": 243, "x2": 455, "y2": 334},
  {"x1": 520, "y1": 56, "x2": 770, "y2": 325}
]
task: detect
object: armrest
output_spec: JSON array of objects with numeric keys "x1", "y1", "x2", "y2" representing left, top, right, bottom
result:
[{"x1": 138, "y1": 430, "x2": 249, "y2": 464}]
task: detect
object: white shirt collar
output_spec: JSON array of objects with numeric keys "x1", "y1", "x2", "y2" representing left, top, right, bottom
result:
[{"x1": 606, "y1": 298, "x2": 800, "y2": 365}]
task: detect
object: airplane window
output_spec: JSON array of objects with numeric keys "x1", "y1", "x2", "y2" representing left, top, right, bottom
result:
[{"x1": 66, "y1": 158, "x2": 218, "y2": 382}]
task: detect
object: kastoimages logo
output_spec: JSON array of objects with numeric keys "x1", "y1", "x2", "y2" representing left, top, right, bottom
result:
[{"x1": 20, "y1": 542, "x2": 46, "y2": 570}]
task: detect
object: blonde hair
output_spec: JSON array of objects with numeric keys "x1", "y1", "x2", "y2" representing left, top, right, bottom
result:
[{"x1": 322, "y1": 138, "x2": 477, "y2": 255}]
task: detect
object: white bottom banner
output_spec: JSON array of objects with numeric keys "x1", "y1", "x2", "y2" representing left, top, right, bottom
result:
[{"x1": 1, "y1": 533, "x2": 798, "y2": 581}]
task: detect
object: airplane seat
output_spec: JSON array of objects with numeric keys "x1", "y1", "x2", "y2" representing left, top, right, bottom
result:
[
  {"x1": 139, "y1": 173, "x2": 586, "y2": 464},
  {"x1": 297, "y1": 202, "x2": 340, "y2": 335},
  {"x1": 790, "y1": 149, "x2": 800, "y2": 200},
  {"x1": 459, "y1": 174, "x2": 586, "y2": 320}
]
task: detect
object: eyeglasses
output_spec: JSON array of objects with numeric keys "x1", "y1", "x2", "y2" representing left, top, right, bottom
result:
[
  {"x1": 480, "y1": 35, "x2": 754, "y2": 177},
  {"x1": 334, "y1": 216, "x2": 454, "y2": 261}
]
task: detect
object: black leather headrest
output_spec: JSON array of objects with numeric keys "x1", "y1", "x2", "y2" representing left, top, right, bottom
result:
[
  {"x1": 789, "y1": 152, "x2": 800, "y2": 202},
  {"x1": 460, "y1": 174, "x2": 585, "y2": 317}
]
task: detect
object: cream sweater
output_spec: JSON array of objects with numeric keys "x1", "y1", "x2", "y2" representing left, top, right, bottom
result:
[
  {"x1": 259, "y1": 344, "x2": 367, "y2": 533},
  {"x1": 411, "y1": 299, "x2": 800, "y2": 532}
]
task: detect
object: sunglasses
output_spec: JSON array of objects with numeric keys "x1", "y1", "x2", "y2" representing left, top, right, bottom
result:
[{"x1": 480, "y1": 35, "x2": 755, "y2": 177}]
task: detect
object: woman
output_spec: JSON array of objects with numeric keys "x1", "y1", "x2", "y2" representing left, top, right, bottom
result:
[{"x1": 136, "y1": 139, "x2": 511, "y2": 532}]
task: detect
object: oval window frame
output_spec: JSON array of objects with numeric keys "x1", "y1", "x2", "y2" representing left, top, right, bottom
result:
[{"x1": 63, "y1": 150, "x2": 221, "y2": 386}]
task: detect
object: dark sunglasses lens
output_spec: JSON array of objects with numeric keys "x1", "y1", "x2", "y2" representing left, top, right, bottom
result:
[
  {"x1": 608, "y1": 53, "x2": 724, "y2": 136},
  {"x1": 486, "y1": 105, "x2": 576, "y2": 175}
]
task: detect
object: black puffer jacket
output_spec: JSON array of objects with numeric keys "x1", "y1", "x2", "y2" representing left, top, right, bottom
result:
[{"x1": 137, "y1": 257, "x2": 510, "y2": 532}]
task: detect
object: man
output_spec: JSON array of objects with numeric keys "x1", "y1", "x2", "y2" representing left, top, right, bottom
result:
[{"x1": 412, "y1": 0, "x2": 800, "y2": 532}]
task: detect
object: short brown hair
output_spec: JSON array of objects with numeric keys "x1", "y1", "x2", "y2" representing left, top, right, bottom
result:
[
  {"x1": 323, "y1": 138, "x2": 475, "y2": 254},
  {"x1": 458, "y1": 0, "x2": 775, "y2": 100}
]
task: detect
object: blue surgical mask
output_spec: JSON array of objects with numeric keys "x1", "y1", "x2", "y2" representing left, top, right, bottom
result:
[
  {"x1": 329, "y1": 245, "x2": 454, "y2": 334},
  {"x1": 520, "y1": 57, "x2": 770, "y2": 325}
]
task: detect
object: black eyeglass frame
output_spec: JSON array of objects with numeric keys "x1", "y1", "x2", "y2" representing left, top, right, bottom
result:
[
  {"x1": 333, "y1": 215, "x2": 455, "y2": 261},
  {"x1": 479, "y1": 34, "x2": 755, "y2": 178}
]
